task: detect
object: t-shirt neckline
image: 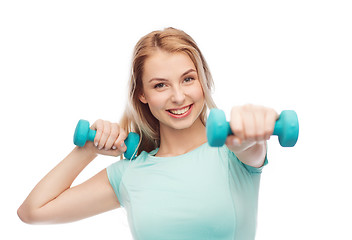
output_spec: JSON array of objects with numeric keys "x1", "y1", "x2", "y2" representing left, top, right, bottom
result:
[{"x1": 148, "y1": 142, "x2": 209, "y2": 160}]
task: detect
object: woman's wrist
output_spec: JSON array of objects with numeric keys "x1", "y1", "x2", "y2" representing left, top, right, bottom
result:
[
  {"x1": 235, "y1": 141, "x2": 267, "y2": 168},
  {"x1": 75, "y1": 142, "x2": 98, "y2": 163}
]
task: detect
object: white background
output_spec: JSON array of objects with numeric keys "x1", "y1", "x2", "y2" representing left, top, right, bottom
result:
[{"x1": 1, "y1": 0, "x2": 351, "y2": 239}]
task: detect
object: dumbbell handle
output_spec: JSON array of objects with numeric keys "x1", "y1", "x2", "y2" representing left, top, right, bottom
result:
[
  {"x1": 73, "y1": 119, "x2": 140, "y2": 160},
  {"x1": 206, "y1": 109, "x2": 299, "y2": 147}
]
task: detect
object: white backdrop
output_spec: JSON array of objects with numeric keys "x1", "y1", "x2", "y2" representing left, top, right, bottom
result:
[{"x1": 1, "y1": 0, "x2": 351, "y2": 239}]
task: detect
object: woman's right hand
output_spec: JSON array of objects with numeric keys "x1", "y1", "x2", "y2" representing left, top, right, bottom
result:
[{"x1": 89, "y1": 119, "x2": 128, "y2": 157}]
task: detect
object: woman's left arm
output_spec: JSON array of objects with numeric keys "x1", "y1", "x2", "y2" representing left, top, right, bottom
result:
[{"x1": 225, "y1": 104, "x2": 278, "y2": 168}]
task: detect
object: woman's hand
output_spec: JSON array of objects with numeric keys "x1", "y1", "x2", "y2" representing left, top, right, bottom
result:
[
  {"x1": 226, "y1": 104, "x2": 278, "y2": 167},
  {"x1": 88, "y1": 119, "x2": 128, "y2": 157}
]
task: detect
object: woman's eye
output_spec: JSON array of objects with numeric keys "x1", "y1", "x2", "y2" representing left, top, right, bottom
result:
[
  {"x1": 184, "y1": 77, "x2": 195, "y2": 83},
  {"x1": 154, "y1": 83, "x2": 165, "y2": 88}
]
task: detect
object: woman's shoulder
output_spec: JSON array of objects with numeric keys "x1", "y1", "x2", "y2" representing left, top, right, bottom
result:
[{"x1": 107, "y1": 150, "x2": 149, "y2": 171}]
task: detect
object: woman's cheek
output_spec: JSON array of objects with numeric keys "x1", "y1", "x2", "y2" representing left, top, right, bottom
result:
[
  {"x1": 147, "y1": 94, "x2": 168, "y2": 111},
  {"x1": 192, "y1": 82, "x2": 205, "y2": 101}
]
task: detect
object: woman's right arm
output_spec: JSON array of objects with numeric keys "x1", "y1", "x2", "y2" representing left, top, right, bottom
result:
[{"x1": 17, "y1": 120, "x2": 127, "y2": 224}]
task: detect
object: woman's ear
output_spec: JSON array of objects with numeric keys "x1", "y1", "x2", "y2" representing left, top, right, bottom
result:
[{"x1": 139, "y1": 93, "x2": 147, "y2": 104}]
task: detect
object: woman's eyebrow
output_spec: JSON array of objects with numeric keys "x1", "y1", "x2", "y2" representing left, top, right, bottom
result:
[
  {"x1": 148, "y1": 69, "x2": 197, "y2": 83},
  {"x1": 180, "y1": 69, "x2": 197, "y2": 77},
  {"x1": 149, "y1": 77, "x2": 167, "y2": 83}
]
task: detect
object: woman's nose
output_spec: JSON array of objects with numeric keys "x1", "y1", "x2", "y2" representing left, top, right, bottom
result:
[{"x1": 171, "y1": 86, "x2": 186, "y2": 104}]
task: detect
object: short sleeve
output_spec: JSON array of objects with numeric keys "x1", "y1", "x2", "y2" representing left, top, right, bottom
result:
[
  {"x1": 222, "y1": 145, "x2": 268, "y2": 174},
  {"x1": 242, "y1": 144, "x2": 269, "y2": 174},
  {"x1": 106, "y1": 159, "x2": 130, "y2": 204},
  {"x1": 242, "y1": 156, "x2": 268, "y2": 174}
]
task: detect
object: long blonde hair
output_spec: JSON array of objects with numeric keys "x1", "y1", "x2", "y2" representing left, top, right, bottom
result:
[{"x1": 120, "y1": 27, "x2": 216, "y2": 155}]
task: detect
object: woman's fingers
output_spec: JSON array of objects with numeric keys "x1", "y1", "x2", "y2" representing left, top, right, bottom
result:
[
  {"x1": 230, "y1": 106, "x2": 244, "y2": 140},
  {"x1": 242, "y1": 106, "x2": 256, "y2": 141},
  {"x1": 97, "y1": 121, "x2": 111, "y2": 150},
  {"x1": 264, "y1": 109, "x2": 279, "y2": 140},
  {"x1": 229, "y1": 104, "x2": 278, "y2": 143},
  {"x1": 104, "y1": 123, "x2": 119, "y2": 150},
  {"x1": 252, "y1": 107, "x2": 265, "y2": 141},
  {"x1": 91, "y1": 119, "x2": 103, "y2": 148},
  {"x1": 114, "y1": 128, "x2": 128, "y2": 152},
  {"x1": 91, "y1": 120, "x2": 127, "y2": 155}
]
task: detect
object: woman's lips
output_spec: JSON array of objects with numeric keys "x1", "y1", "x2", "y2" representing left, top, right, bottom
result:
[{"x1": 166, "y1": 104, "x2": 193, "y2": 118}]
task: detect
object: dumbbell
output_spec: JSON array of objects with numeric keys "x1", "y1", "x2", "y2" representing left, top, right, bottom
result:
[
  {"x1": 206, "y1": 109, "x2": 299, "y2": 147},
  {"x1": 73, "y1": 119, "x2": 140, "y2": 160}
]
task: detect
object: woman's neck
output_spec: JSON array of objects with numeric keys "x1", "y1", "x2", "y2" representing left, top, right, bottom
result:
[{"x1": 156, "y1": 118, "x2": 207, "y2": 157}]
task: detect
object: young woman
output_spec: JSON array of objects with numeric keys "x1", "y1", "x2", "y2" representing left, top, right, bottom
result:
[{"x1": 18, "y1": 27, "x2": 278, "y2": 240}]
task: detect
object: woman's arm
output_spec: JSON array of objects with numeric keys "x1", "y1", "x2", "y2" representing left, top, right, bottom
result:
[
  {"x1": 226, "y1": 104, "x2": 278, "y2": 168},
  {"x1": 18, "y1": 120, "x2": 127, "y2": 224}
]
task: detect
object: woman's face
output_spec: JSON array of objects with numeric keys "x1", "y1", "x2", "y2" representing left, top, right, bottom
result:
[{"x1": 139, "y1": 50, "x2": 205, "y2": 131}]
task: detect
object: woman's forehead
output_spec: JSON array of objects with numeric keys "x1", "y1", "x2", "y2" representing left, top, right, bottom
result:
[{"x1": 142, "y1": 51, "x2": 196, "y2": 81}]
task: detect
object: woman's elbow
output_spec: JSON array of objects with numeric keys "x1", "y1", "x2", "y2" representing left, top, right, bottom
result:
[
  {"x1": 17, "y1": 205, "x2": 31, "y2": 224},
  {"x1": 17, "y1": 205, "x2": 39, "y2": 224}
]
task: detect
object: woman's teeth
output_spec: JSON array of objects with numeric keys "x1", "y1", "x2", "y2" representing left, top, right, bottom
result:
[{"x1": 168, "y1": 105, "x2": 191, "y2": 115}]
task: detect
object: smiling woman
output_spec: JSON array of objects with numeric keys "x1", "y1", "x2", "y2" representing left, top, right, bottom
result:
[{"x1": 18, "y1": 27, "x2": 275, "y2": 240}]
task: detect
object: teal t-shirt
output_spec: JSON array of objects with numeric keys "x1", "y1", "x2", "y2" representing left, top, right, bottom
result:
[{"x1": 107, "y1": 143, "x2": 267, "y2": 240}]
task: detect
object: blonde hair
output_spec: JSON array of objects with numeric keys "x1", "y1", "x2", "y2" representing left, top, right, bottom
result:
[{"x1": 120, "y1": 27, "x2": 216, "y2": 155}]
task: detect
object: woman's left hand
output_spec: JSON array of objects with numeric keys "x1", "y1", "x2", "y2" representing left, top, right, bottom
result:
[{"x1": 225, "y1": 104, "x2": 278, "y2": 166}]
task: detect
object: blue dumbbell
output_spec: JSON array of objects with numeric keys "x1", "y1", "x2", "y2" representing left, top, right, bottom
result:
[
  {"x1": 73, "y1": 119, "x2": 140, "y2": 160},
  {"x1": 206, "y1": 109, "x2": 299, "y2": 147}
]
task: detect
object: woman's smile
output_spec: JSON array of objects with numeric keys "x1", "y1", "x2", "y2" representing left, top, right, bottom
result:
[{"x1": 166, "y1": 104, "x2": 193, "y2": 118}]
